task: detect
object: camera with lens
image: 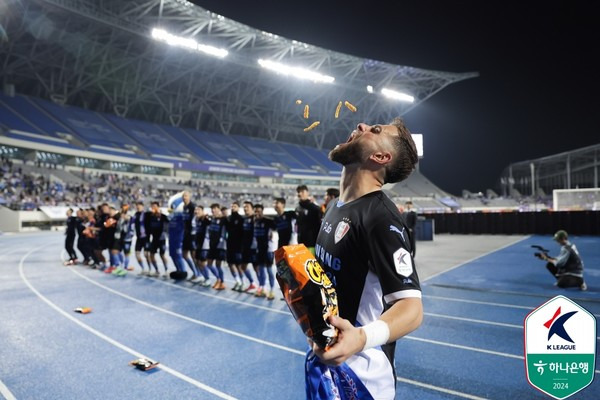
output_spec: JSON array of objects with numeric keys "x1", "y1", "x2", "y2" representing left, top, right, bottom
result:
[{"x1": 531, "y1": 245, "x2": 550, "y2": 260}]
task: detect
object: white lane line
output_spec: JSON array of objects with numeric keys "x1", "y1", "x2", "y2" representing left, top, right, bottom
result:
[
  {"x1": 422, "y1": 236, "x2": 531, "y2": 282},
  {"x1": 67, "y1": 267, "x2": 305, "y2": 356},
  {"x1": 396, "y1": 376, "x2": 489, "y2": 400},
  {"x1": 69, "y1": 261, "x2": 600, "y2": 372},
  {"x1": 0, "y1": 378, "x2": 17, "y2": 400},
  {"x1": 404, "y1": 335, "x2": 523, "y2": 360},
  {"x1": 18, "y1": 247, "x2": 237, "y2": 400},
  {"x1": 425, "y1": 295, "x2": 535, "y2": 310},
  {"x1": 425, "y1": 312, "x2": 522, "y2": 329},
  {"x1": 142, "y1": 276, "x2": 289, "y2": 315}
]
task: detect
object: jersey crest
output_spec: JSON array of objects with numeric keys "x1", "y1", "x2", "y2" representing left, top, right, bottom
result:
[
  {"x1": 393, "y1": 247, "x2": 413, "y2": 277},
  {"x1": 334, "y1": 221, "x2": 350, "y2": 244}
]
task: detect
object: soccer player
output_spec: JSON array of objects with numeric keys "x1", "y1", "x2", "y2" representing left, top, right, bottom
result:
[
  {"x1": 181, "y1": 192, "x2": 202, "y2": 280},
  {"x1": 226, "y1": 201, "x2": 245, "y2": 291},
  {"x1": 402, "y1": 200, "x2": 417, "y2": 258},
  {"x1": 64, "y1": 208, "x2": 78, "y2": 265},
  {"x1": 75, "y1": 209, "x2": 92, "y2": 265},
  {"x1": 93, "y1": 203, "x2": 110, "y2": 270},
  {"x1": 309, "y1": 119, "x2": 423, "y2": 399},
  {"x1": 295, "y1": 185, "x2": 323, "y2": 255},
  {"x1": 273, "y1": 197, "x2": 297, "y2": 248},
  {"x1": 132, "y1": 201, "x2": 150, "y2": 275},
  {"x1": 146, "y1": 201, "x2": 169, "y2": 277},
  {"x1": 206, "y1": 203, "x2": 227, "y2": 290},
  {"x1": 252, "y1": 204, "x2": 276, "y2": 299},
  {"x1": 110, "y1": 204, "x2": 131, "y2": 277},
  {"x1": 322, "y1": 187, "x2": 340, "y2": 215},
  {"x1": 103, "y1": 206, "x2": 119, "y2": 274},
  {"x1": 192, "y1": 205, "x2": 213, "y2": 286},
  {"x1": 239, "y1": 201, "x2": 257, "y2": 293}
]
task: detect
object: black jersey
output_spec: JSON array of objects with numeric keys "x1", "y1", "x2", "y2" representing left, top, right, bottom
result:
[
  {"x1": 226, "y1": 212, "x2": 244, "y2": 252},
  {"x1": 274, "y1": 211, "x2": 296, "y2": 248},
  {"x1": 316, "y1": 191, "x2": 421, "y2": 323},
  {"x1": 133, "y1": 211, "x2": 147, "y2": 239},
  {"x1": 241, "y1": 215, "x2": 255, "y2": 250},
  {"x1": 146, "y1": 212, "x2": 169, "y2": 241},
  {"x1": 315, "y1": 191, "x2": 421, "y2": 397},
  {"x1": 183, "y1": 201, "x2": 195, "y2": 235},
  {"x1": 207, "y1": 216, "x2": 227, "y2": 250},
  {"x1": 193, "y1": 216, "x2": 210, "y2": 248},
  {"x1": 253, "y1": 217, "x2": 275, "y2": 252},
  {"x1": 295, "y1": 200, "x2": 322, "y2": 248},
  {"x1": 66, "y1": 216, "x2": 77, "y2": 237}
]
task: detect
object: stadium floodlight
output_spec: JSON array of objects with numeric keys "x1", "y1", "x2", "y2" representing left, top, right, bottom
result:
[
  {"x1": 366, "y1": 85, "x2": 374, "y2": 93},
  {"x1": 151, "y1": 28, "x2": 228, "y2": 58},
  {"x1": 381, "y1": 88, "x2": 414, "y2": 103},
  {"x1": 257, "y1": 59, "x2": 335, "y2": 84}
]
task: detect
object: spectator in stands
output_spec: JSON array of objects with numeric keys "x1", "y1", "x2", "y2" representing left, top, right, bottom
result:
[
  {"x1": 322, "y1": 187, "x2": 340, "y2": 214},
  {"x1": 403, "y1": 201, "x2": 417, "y2": 258},
  {"x1": 295, "y1": 185, "x2": 323, "y2": 255},
  {"x1": 539, "y1": 230, "x2": 587, "y2": 291},
  {"x1": 64, "y1": 208, "x2": 78, "y2": 265}
]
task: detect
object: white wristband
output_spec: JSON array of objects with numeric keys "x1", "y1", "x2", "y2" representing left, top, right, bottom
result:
[{"x1": 361, "y1": 320, "x2": 390, "y2": 351}]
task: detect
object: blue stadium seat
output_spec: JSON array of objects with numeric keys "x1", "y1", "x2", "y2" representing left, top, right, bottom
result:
[
  {"x1": 0, "y1": 94, "x2": 67, "y2": 138},
  {"x1": 158, "y1": 126, "x2": 224, "y2": 163},
  {"x1": 33, "y1": 98, "x2": 137, "y2": 149},
  {"x1": 232, "y1": 135, "x2": 309, "y2": 170},
  {"x1": 0, "y1": 97, "x2": 43, "y2": 135}
]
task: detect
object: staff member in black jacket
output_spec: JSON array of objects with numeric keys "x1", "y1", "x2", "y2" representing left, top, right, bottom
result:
[
  {"x1": 295, "y1": 185, "x2": 323, "y2": 255},
  {"x1": 64, "y1": 208, "x2": 78, "y2": 265},
  {"x1": 403, "y1": 201, "x2": 417, "y2": 258}
]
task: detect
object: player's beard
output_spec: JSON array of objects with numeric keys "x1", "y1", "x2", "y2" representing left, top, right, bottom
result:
[{"x1": 329, "y1": 140, "x2": 363, "y2": 166}]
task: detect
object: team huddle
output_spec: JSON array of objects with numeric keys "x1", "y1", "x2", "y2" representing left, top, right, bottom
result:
[{"x1": 63, "y1": 185, "x2": 333, "y2": 300}]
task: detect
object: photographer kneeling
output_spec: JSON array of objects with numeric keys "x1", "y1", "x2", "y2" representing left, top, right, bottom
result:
[{"x1": 538, "y1": 230, "x2": 587, "y2": 291}]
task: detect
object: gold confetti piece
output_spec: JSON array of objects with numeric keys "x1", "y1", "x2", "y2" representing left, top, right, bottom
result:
[
  {"x1": 303, "y1": 104, "x2": 310, "y2": 119},
  {"x1": 295, "y1": 99, "x2": 302, "y2": 105},
  {"x1": 334, "y1": 101, "x2": 342, "y2": 118},
  {"x1": 344, "y1": 101, "x2": 357, "y2": 112},
  {"x1": 303, "y1": 121, "x2": 320, "y2": 132}
]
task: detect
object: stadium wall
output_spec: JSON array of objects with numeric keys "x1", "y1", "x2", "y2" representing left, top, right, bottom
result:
[{"x1": 427, "y1": 211, "x2": 600, "y2": 236}]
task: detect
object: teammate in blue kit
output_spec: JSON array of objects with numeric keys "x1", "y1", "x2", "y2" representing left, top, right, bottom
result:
[
  {"x1": 226, "y1": 201, "x2": 245, "y2": 291},
  {"x1": 308, "y1": 119, "x2": 423, "y2": 399},
  {"x1": 206, "y1": 203, "x2": 227, "y2": 290},
  {"x1": 273, "y1": 197, "x2": 297, "y2": 248},
  {"x1": 239, "y1": 201, "x2": 257, "y2": 293},
  {"x1": 146, "y1": 201, "x2": 169, "y2": 277},
  {"x1": 252, "y1": 204, "x2": 276, "y2": 299}
]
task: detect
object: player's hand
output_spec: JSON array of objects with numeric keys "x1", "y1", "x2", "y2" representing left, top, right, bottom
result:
[{"x1": 311, "y1": 316, "x2": 366, "y2": 366}]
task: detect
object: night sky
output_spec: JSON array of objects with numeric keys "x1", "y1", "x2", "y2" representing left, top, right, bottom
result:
[{"x1": 191, "y1": 1, "x2": 599, "y2": 195}]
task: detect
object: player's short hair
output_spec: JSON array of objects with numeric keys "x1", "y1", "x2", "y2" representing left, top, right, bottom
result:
[
  {"x1": 385, "y1": 118, "x2": 419, "y2": 184},
  {"x1": 221, "y1": 206, "x2": 228, "y2": 212},
  {"x1": 274, "y1": 197, "x2": 286, "y2": 205},
  {"x1": 296, "y1": 184, "x2": 308, "y2": 193},
  {"x1": 254, "y1": 204, "x2": 264, "y2": 210},
  {"x1": 232, "y1": 201, "x2": 240, "y2": 207},
  {"x1": 243, "y1": 201, "x2": 253, "y2": 207},
  {"x1": 326, "y1": 188, "x2": 340, "y2": 198},
  {"x1": 405, "y1": 200, "x2": 413, "y2": 205},
  {"x1": 135, "y1": 201, "x2": 144, "y2": 205},
  {"x1": 210, "y1": 203, "x2": 220, "y2": 209},
  {"x1": 150, "y1": 201, "x2": 159, "y2": 207},
  {"x1": 67, "y1": 208, "x2": 73, "y2": 212}
]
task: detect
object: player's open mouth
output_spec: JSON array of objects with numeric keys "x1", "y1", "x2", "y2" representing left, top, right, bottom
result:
[{"x1": 345, "y1": 131, "x2": 358, "y2": 143}]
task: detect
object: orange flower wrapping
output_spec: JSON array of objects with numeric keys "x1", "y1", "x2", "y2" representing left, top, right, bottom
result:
[{"x1": 275, "y1": 244, "x2": 339, "y2": 350}]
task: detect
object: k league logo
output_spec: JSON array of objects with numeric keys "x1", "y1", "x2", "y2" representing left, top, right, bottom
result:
[{"x1": 524, "y1": 295, "x2": 596, "y2": 399}]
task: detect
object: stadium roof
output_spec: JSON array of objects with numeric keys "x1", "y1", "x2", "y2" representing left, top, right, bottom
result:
[{"x1": 0, "y1": 0, "x2": 478, "y2": 149}]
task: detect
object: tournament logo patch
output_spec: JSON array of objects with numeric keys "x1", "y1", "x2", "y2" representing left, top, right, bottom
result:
[
  {"x1": 524, "y1": 295, "x2": 596, "y2": 399},
  {"x1": 393, "y1": 247, "x2": 413, "y2": 277},
  {"x1": 334, "y1": 221, "x2": 350, "y2": 244}
]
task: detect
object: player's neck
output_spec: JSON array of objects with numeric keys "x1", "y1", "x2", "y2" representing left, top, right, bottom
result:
[{"x1": 339, "y1": 165, "x2": 383, "y2": 203}]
